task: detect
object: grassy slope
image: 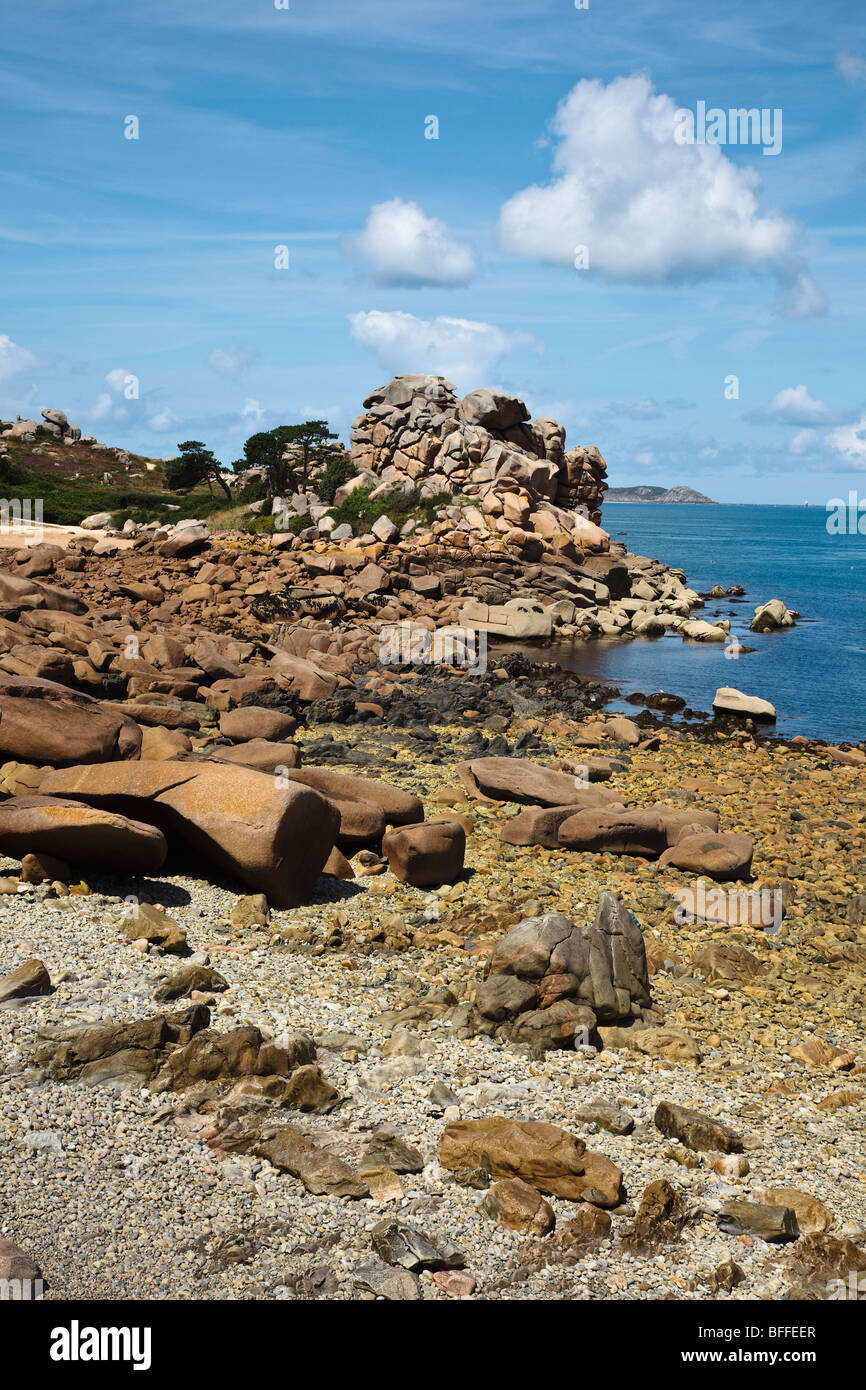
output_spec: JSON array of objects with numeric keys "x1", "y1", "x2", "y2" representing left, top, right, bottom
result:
[{"x1": 0, "y1": 429, "x2": 227, "y2": 527}]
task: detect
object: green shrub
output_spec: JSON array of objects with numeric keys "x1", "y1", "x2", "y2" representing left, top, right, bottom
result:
[
  {"x1": 327, "y1": 485, "x2": 450, "y2": 532},
  {"x1": 316, "y1": 455, "x2": 356, "y2": 504}
]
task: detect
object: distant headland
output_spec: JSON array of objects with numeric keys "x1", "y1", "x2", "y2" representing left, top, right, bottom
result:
[{"x1": 605, "y1": 485, "x2": 718, "y2": 504}]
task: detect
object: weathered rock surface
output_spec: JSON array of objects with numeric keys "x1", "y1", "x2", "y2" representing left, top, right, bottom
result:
[
  {"x1": 480, "y1": 894, "x2": 650, "y2": 1044},
  {"x1": 382, "y1": 819, "x2": 465, "y2": 886},
  {"x1": 653, "y1": 1101, "x2": 744, "y2": 1154},
  {"x1": 0, "y1": 795, "x2": 168, "y2": 873},
  {"x1": 659, "y1": 831, "x2": 754, "y2": 881},
  {"x1": 0, "y1": 957, "x2": 52, "y2": 1003},
  {"x1": 39, "y1": 760, "x2": 339, "y2": 906},
  {"x1": 0, "y1": 675, "x2": 141, "y2": 766},
  {"x1": 457, "y1": 757, "x2": 617, "y2": 807}
]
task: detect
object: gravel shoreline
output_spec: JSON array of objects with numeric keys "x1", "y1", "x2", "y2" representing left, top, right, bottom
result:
[{"x1": 1, "y1": 722, "x2": 863, "y2": 1301}]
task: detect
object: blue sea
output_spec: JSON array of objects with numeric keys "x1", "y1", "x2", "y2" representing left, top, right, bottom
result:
[{"x1": 535, "y1": 504, "x2": 865, "y2": 744}]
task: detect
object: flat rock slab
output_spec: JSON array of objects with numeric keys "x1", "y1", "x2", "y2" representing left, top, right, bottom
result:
[
  {"x1": 457, "y1": 757, "x2": 620, "y2": 808},
  {"x1": 654, "y1": 1100, "x2": 744, "y2": 1153},
  {"x1": 255, "y1": 1124, "x2": 369, "y2": 1198}
]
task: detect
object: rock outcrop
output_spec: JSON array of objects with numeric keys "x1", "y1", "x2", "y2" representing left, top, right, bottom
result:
[
  {"x1": 347, "y1": 375, "x2": 609, "y2": 545},
  {"x1": 475, "y1": 893, "x2": 651, "y2": 1049}
]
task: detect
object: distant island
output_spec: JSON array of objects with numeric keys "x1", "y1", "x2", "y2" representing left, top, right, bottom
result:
[{"x1": 605, "y1": 485, "x2": 718, "y2": 504}]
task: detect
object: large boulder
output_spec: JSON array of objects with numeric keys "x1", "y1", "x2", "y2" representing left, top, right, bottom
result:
[
  {"x1": 459, "y1": 390, "x2": 530, "y2": 431},
  {"x1": 556, "y1": 809, "x2": 669, "y2": 857},
  {"x1": 499, "y1": 801, "x2": 626, "y2": 847},
  {"x1": 218, "y1": 707, "x2": 297, "y2": 742},
  {"x1": 659, "y1": 832, "x2": 754, "y2": 882},
  {"x1": 38, "y1": 760, "x2": 339, "y2": 907},
  {"x1": 457, "y1": 756, "x2": 617, "y2": 807},
  {"x1": 0, "y1": 795, "x2": 167, "y2": 873},
  {"x1": 0, "y1": 676, "x2": 142, "y2": 766},
  {"x1": 713, "y1": 687, "x2": 777, "y2": 721},
  {"x1": 382, "y1": 819, "x2": 465, "y2": 886},
  {"x1": 750, "y1": 599, "x2": 795, "y2": 632},
  {"x1": 287, "y1": 768, "x2": 423, "y2": 828}
]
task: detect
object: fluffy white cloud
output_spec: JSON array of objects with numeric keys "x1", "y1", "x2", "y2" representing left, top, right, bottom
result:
[
  {"x1": 789, "y1": 428, "x2": 818, "y2": 455},
  {"x1": 498, "y1": 76, "x2": 804, "y2": 288},
  {"x1": 105, "y1": 367, "x2": 132, "y2": 393},
  {"x1": 351, "y1": 199, "x2": 478, "y2": 287},
  {"x1": 767, "y1": 385, "x2": 829, "y2": 425},
  {"x1": 0, "y1": 334, "x2": 37, "y2": 382},
  {"x1": 825, "y1": 416, "x2": 866, "y2": 467},
  {"x1": 147, "y1": 409, "x2": 178, "y2": 432},
  {"x1": 241, "y1": 397, "x2": 265, "y2": 424},
  {"x1": 208, "y1": 347, "x2": 255, "y2": 377},
  {"x1": 836, "y1": 52, "x2": 866, "y2": 87},
  {"x1": 349, "y1": 310, "x2": 537, "y2": 384}
]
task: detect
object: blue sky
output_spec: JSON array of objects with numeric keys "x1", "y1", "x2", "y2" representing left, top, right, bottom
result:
[{"x1": 1, "y1": 0, "x2": 865, "y2": 502}]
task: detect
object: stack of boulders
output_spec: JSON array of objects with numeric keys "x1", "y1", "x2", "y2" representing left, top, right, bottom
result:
[
  {"x1": 2, "y1": 409, "x2": 82, "y2": 444},
  {"x1": 344, "y1": 376, "x2": 608, "y2": 550},
  {"x1": 474, "y1": 893, "x2": 652, "y2": 1051}
]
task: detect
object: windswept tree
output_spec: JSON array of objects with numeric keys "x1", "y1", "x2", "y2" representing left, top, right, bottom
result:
[
  {"x1": 235, "y1": 421, "x2": 346, "y2": 496},
  {"x1": 165, "y1": 440, "x2": 231, "y2": 500}
]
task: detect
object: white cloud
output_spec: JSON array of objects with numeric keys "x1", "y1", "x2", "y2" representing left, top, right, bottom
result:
[
  {"x1": 635, "y1": 451, "x2": 655, "y2": 465},
  {"x1": 789, "y1": 429, "x2": 817, "y2": 455},
  {"x1": 767, "y1": 385, "x2": 829, "y2": 425},
  {"x1": 348, "y1": 310, "x2": 538, "y2": 384},
  {"x1": 241, "y1": 397, "x2": 265, "y2": 424},
  {"x1": 105, "y1": 367, "x2": 132, "y2": 393},
  {"x1": 498, "y1": 76, "x2": 805, "y2": 288},
  {"x1": 825, "y1": 416, "x2": 866, "y2": 467},
  {"x1": 147, "y1": 409, "x2": 178, "y2": 432},
  {"x1": 0, "y1": 333, "x2": 37, "y2": 381},
  {"x1": 836, "y1": 52, "x2": 866, "y2": 87},
  {"x1": 776, "y1": 267, "x2": 827, "y2": 320},
  {"x1": 90, "y1": 367, "x2": 135, "y2": 422},
  {"x1": 208, "y1": 347, "x2": 255, "y2": 376},
  {"x1": 351, "y1": 199, "x2": 478, "y2": 287}
]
